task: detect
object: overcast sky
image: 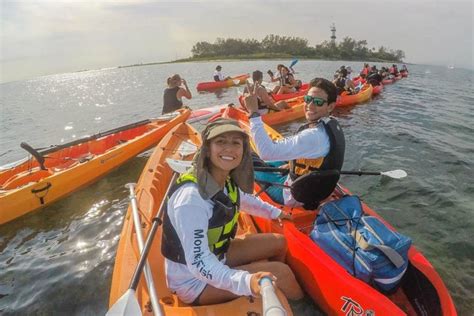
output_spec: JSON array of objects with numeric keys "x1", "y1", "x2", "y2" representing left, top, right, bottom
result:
[{"x1": 1, "y1": 0, "x2": 472, "y2": 83}]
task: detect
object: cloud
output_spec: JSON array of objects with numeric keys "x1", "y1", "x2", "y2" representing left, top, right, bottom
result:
[{"x1": 1, "y1": 0, "x2": 472, "y2": 82}]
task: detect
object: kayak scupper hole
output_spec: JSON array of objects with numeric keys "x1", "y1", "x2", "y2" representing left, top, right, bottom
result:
[{"x1": 161, "y1": 296, "x2": 175, "y2": 306}]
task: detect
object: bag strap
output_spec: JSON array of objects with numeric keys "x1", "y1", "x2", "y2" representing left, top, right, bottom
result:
[{"x1": 351, "y1": 229, "x2": 405, "y2": 268}]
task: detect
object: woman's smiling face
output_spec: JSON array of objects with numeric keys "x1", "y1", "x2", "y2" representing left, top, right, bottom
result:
[{"x1": 208, "y1": 132, "x2": 244, "y2": 174}]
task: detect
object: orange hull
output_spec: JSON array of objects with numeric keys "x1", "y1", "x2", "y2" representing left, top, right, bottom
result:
[
  {"x1": 0, "y1": 110, "x2": 190, "y2": 225},
  {"x1": 336, "y1": 84, "x2": 373, "y2": 107},
  {"x1": 109, "y1": 122, "x2": 293, "y2": 315},
  {"x1": 234, "y1": 96, "x2": 306, "y2": 126}
]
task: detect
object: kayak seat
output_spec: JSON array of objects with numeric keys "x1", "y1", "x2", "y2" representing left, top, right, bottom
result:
[
  {"x1": 51, "y1": 159, "x2": 79, "y2": 172},
  {"x1": 50, "y1": 153, "x2": 94, "y2": 172}
]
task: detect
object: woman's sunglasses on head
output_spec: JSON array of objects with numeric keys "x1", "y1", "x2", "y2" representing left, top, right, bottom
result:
[{"x1": 304, "y1": 95, "x2": 327, "y2": 106}]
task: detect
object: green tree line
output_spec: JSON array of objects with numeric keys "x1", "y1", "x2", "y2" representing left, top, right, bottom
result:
[{"x1": 191, "y1": 34, "x2": 405, "y2": 62}]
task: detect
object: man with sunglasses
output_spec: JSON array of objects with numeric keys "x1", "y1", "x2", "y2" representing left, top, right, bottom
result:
[{"x1": 245, "y1": 78, "x2": 345, "y2": 208}]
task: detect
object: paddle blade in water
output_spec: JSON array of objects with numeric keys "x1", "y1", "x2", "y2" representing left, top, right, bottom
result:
[
  {"x1": 106, "y1": 289, "x2": 141, "y2": 316},
  {"x1": 381, "y1": 169, "x2": 407, "y2": 179}
]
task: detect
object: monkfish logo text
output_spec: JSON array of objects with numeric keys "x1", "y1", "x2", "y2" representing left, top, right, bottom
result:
[{"x1": 192, "y1": 229, "x2": 213, "y2": 280}]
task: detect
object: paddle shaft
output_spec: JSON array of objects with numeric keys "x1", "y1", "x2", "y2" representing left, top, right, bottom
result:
[
  {"x1": 129, "y1": 172, "x2": 178, "y2": 291},
  {"x1": 254, "y1": 166, "x2": 381, "y2": 176},
  {"x1": 260, "y1": 277, "x2": 287, "y2": 316},
  {"x1": 126, "y1": 183, "x2": 161, "y2": 315}
]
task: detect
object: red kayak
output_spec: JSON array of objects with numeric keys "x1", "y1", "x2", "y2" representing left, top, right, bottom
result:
[
  {"x1": 196, "y1": 74, "x2": 249, "y2": 91},
  {"x1": 382, "y1": 78, "x2": 394, "y2": 85},
  {"x1": 187, "y1": 104, "x2": 229, "y2": 123},
  {"x1": 271, "y1": 83, "x2": 309, "y2": 101},
  {"x1": 372, "y1": 84, "x2": 383, "y2": 95},
  {"x1": 222, "y1": 109, "x2": 457, "y2": 316},
  {"x1": 400, "y1": 70, "x2": 409, "y2": 78},
  {"x1": 352, "y1": 77, "x2": 366, "y2": 85}
]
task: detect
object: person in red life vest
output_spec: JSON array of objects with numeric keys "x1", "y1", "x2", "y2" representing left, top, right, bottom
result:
[
  {"x1": 389, "y1": 64, "x2": 399, "y2": 76},
  {"x1": 360, "y1": 63, "x2": 370, "y2": 79}
]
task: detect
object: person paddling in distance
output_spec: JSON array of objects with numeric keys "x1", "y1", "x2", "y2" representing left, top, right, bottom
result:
[
  {"x1": 333, "y1": 68, "x2": 355, "y2": 95},
  {"x1": 243, "y1": 70, "x2": 290, "y2": 114},
  {"x1": 245, "y1": 78, "x2": 345, "y2": 208},
  {"x1": 268, "y1": 65, "x2": 301, "y2": 95},
  {"x1": 161, "y1": 118, "x2": 304, "y2": 305},
  {"x1": 162, "y1": 74, "x2": 192, "y2": 114},
  {"x1": 213, "y1": 65, "x2": 232, "y2": 82}
]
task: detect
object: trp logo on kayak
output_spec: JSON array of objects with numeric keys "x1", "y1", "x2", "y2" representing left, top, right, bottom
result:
[{"x1": 341, "y1": 296, "x2": 375, "y2": 316}]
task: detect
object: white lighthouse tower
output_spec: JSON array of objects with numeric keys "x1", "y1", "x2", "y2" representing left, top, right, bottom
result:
[{"x1": 330, "y1": 23, "x2": 336, "y2": 43}]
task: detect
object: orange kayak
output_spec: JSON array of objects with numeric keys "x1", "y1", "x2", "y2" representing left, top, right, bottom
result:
[
  {"x1": 336, "y1": 84, "x2": 373, "y2": 107},
  {"x1": 222, "y1": 111, "x2": 457, "y2": 316},
  {"x1": 109, "y1": 122, "x2": 293, "y2": 315},
  {"x1": 0, "y1": 110, "x2": 190, "y2": 225},
  {"x1": 213, "y1": 103, "x2": 305, "y2": 127},
  {"x1": 196, "y1": 74, "x2": 249, "y2": 91}
]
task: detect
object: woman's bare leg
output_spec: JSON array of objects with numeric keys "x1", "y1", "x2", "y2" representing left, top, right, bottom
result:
[
  {"x1": 195, "y1": 233, "x2": 303, "y2": 305},
  {"x1": 197, "y1": 260, "x2": 304, "y2": 305},
  {"x1": 226, "y1": 233, "x2": 287, "y2": 267},
  {"x1": 275, "y1": 100, "x2": 290, "y2": 109},
  {"x1": 236, "y1": 260, "x2": 304, "y2": 300}
]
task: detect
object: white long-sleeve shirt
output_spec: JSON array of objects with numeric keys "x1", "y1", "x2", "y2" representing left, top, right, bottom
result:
[
  {"x1": 213, "y1": 70, "x2": 225, "y2": 81},
  {"x1": 165, "y1": 181, "x2": 282, "y2": 304},
  {"x1": 249, "y1": 116, "x2": 330, "y2": 205}
]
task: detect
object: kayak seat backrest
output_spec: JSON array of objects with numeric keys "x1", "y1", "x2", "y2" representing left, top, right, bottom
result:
[{"x1": 2, "y1": 169, "x2": 52, "y2": 190}]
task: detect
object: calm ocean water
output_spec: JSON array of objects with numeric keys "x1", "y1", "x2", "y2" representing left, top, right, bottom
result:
[{"x1": 0, "y1": 60, "x2": 473, "y2": 315}]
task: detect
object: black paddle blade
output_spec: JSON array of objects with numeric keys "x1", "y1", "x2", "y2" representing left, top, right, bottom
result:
[{"x1": 291, "y1": 170, "x2": 340, "y2": 210}]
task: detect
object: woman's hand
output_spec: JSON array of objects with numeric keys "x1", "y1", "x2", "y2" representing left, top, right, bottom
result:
[
  {"x1": 250, "y1": 272, "x2": 276, "y2": 296},
  {"x1": 277, "y1": 211, "x2": 292, "y2": 221}
]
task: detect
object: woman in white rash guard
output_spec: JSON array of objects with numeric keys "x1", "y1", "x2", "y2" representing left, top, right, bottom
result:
[{"x1": 161, "y1": 118, "x2": 303, "y2": 306}]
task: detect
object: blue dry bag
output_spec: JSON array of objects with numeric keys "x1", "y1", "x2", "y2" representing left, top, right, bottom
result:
[{"x1": 310, "y1": 195, "x2": 412, "y2": 292}]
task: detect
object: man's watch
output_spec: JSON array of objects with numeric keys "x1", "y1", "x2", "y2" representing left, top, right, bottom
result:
[{"x1": 249, "y1": 112, "x2": 261, "y2": 119}]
